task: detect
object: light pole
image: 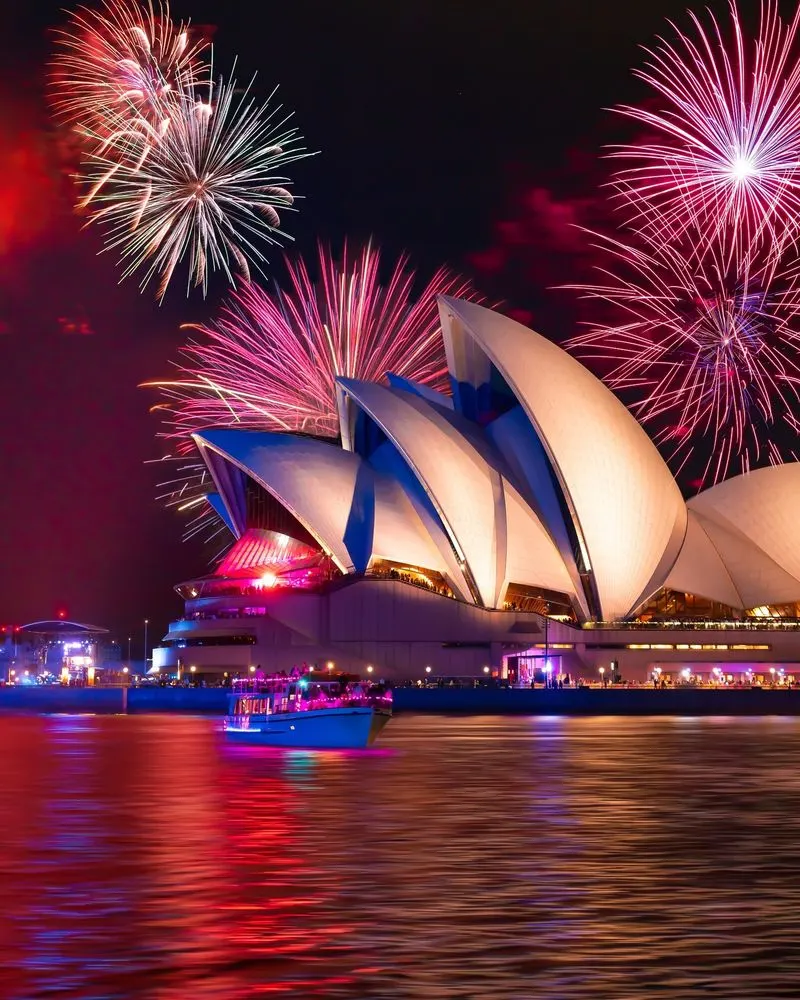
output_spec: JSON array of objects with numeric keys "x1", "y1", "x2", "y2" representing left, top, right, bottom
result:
[
  {"x1": 144, "y1": 619, "x2": 149, "y2": 673},
  {"x1": 127, "y1": 636, "x2": 132, "y2": 667},
  {"x1": 544, "y1": 613, "x2": 549, "y2": 667}
]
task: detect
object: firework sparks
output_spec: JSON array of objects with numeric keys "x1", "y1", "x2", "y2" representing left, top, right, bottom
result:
[
  {"x1": 50, "y1": 0, "x2": 209, "y2": 144},
  {"x1": 567, "y1": 230, "x2": 800, "y2": 485},
  {"x1": 611, "y1": 0, "x2": 800, "y2": 254},
  {"x1": 146, "y1": 242, "x2": 481, "y2": 538},
  {"x1": 79, "y1": 70, "x2": 311, "y2": 298}
]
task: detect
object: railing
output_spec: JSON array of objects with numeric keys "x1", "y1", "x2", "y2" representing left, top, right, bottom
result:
[
  {"x1": 585, "y1": 619, "x2": 800, "y2": 631},
  {"x1": 365, "y1": 567, "x2": 455, "y2": 599}
]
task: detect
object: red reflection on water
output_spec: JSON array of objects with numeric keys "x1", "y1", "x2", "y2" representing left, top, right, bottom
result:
[{"x1": 0, "y1": 718, "x2": 366, "y2": 997}]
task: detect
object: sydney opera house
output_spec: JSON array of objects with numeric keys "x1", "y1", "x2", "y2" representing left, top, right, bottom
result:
[{"x1": 154, "y1": 298, "x2": 800, "y2": 683}]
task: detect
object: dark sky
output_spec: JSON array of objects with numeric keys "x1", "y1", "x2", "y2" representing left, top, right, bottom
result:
[{"x1": 0, "y1": 0, "x2": 757, "y2": 652}]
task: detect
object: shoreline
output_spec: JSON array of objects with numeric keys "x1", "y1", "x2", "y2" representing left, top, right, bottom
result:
[
  {"x1": 391, "y1": 686, "x2": 800, "y2": 716},
  {"x1": 1, "y1": 685, "x2": 800, "y2": 716}
]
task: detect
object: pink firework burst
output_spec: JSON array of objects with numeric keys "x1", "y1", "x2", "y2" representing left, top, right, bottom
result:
[
  {"x1": 146, "y1": 242, "x2": 482, "y2": 538},
  {"x1": 50, "y1": 0, "x2": 209, "y2": 143},
  {"x1": 567, "y1": 229, "x2": 800, "y2": 486},
  {"x1": 611, "y1": 0, "x2": 800, "y2": 254}
]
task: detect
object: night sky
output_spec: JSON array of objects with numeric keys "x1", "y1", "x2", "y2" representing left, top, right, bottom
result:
[{"x1": 0, "y1": 0, "x2": 760, "y2": 652}]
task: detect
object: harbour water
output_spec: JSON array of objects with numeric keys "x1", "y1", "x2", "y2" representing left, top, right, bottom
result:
[{"x1": 1, "y1": 713, "x2": 799, "y2": 997}]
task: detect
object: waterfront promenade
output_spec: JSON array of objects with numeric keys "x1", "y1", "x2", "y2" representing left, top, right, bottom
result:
[
  {"x1": 1, "y1": 684, "x2": 800, "y2": 715},
  {"x1": 0, "y1": 686, "x2": 227, "y2": 714},
  {"x1": 392, "y1": 685, "x2": 800, "y2": 715}
]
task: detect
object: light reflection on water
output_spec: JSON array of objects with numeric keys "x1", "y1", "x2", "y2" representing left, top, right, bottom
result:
[{"x1": 0, "y1": 714, "x2": 799, "y2": 997}]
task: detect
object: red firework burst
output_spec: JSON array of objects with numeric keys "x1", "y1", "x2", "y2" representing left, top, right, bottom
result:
[
  {"x1": 50, "y1": 0, "x2": 209, "y2": 144},
  {"x1": 567, "y1": 227, "x2": 800, "y2": 485},
  {"x1": 146, "y1": 242, "x2": 482, "y2": 539},
  {"x1": 611, "y1": 1, "x2": 800, "y2": 256}
]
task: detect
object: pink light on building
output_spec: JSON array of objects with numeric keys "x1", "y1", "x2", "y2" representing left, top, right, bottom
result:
[{"x1": 217, "y1": 529, "x2": 318, "y2": 579}]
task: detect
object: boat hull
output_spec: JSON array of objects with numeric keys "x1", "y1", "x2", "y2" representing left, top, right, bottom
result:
[{"x1": 225, "y1": 706, "x2": 390, "y2": 749}]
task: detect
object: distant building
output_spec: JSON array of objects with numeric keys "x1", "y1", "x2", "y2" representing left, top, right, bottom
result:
[
  {"x1": 154, "y1": 299, "x2": 800, "y2": 683},
  {"x1": 1, "y1": 620, "x2": 111, "y2": 683}
]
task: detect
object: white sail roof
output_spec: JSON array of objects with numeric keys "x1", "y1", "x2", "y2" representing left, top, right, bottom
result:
[
  {"x1": 438, "y1": 296, "x2": 687, "y2": 620},
  {"x1": 337, "y1": 379, "x2": 506, "y2": 606},
  {"x1": 193, "y1": 429, "x2": 449, "y2": 582},
  {"x1": 687, "y1": 466, "x2": 800, "y2": 608}
]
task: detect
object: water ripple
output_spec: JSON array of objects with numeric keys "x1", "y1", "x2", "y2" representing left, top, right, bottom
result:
[{"x1": 0, "y1": 714, "x2": 798, "y2": 997}]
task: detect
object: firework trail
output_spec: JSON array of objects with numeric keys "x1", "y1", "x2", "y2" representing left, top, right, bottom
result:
[
  {"x1": 146, "y1": 242, "x2": 481, "y2": 538},
  {"x1": 79, "y1": 70, "x2": 310, "y2": 299},
  {"x1": 567, "y1": 227, "x2": 800, "y2": 485},
  {"x1": 50, "y1": 0, "x2": 209, "y2": 145},
  {"x1": 611, "y1": 0, "x2": 800, "y2": 255}
]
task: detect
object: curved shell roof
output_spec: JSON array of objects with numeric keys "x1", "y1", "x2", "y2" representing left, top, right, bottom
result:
[
  {"x1": 194, "y1": 429, "x2": 449, "y2": 582},
  {"x1": 194, "y1": 430, "x2": 362, "y2": 573},
  {"x1": 686, "y1": 465, "x2": 800, "y2": 608},
  {"x1": 664, "y1": 511, "x2": 743, "y2": 609},
  {"x1": 438, "y1": 296, "x2": 687, "y2": 620},
  {"x1": 337, "y1": 378, "x2": 507, "y2": 606},
  {"x1": 189, "y1": 300, "x2": 800, "y2": 621}
]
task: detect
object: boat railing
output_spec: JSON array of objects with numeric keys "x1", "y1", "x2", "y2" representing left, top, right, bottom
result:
[{"x1": 227, "y1": 687, "x2": 391, "y2": 718}]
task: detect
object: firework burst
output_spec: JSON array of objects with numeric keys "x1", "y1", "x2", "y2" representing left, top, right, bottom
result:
[
  {"x1": 50, "y1": 0, "x2": 209, "y2": 144},
  {"x1": 567, "y1": 230, "x2": 800, "y2": 485},
  {"x1": 611, "y1": 0, "x2": 800, "y2": 254},
  {"x1": 146, "y1": 242, "x2": 481, "y2": 538},
  {"x1": 79, "y1": 70, "x2": 310, "y2": 299}
]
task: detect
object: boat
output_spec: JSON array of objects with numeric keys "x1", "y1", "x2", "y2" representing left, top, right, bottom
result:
[{"x1": 224, "y1": 671, "x2": 392, "y2": 748}]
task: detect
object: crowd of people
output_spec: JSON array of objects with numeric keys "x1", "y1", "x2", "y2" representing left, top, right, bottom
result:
[{"x1": 372, "y1": 565, "x2": 454, "y2": 598}]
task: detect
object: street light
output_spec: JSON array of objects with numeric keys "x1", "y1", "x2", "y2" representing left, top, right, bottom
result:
[
  {"x1": 127, "y1": 636, "x2": 132, "y2": 666},
  {"x1": 599, "y1": 665, "x2": 606, "y2": 688},
  {"x1": 144, "y1": 619, "x2": 149, "y2": 671}
]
